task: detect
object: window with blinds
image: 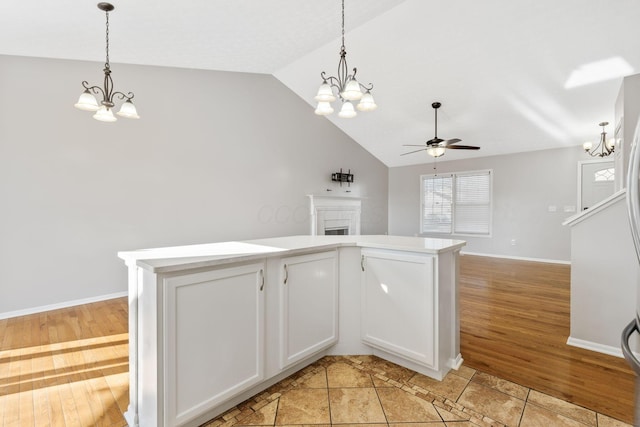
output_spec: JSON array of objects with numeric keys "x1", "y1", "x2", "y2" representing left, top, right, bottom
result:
[{"x1": 420, "y1": 170, "x2": 492, "y2": 235}]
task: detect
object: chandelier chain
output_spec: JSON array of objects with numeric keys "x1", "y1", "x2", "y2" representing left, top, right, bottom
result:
[
  {"x1": 341, "y1": 0, "x2": 345, "y2": 48},
  {"x1": 105, "y1": 10, "x2": 110, "y2": 67}
]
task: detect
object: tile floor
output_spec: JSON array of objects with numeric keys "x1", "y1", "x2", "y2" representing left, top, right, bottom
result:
[{"x1": 201, "y1": 355, "x2": 632, "y2": 427}]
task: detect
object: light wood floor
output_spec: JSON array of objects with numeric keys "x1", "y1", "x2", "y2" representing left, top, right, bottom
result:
[
  {"x1": 0, "y1": 255, "x2": 635, "y2": 425},
  {"x1": 460, "y1": 254, "x2": 635, "y2": 424},
  {"x1": 0, "y1": 298, "x2": 129, "y2": 427}
]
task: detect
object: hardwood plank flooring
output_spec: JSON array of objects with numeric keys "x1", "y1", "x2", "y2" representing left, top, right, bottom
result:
[
  {"x1": 0, "y1": 298, "x2": 129, "y2": 427},
  {"x1": 459, "y1": 254, "x2": 636, "y2": 424},
  {"x1": 0, "y1": 255, "x2": 636, "y2": 425}
]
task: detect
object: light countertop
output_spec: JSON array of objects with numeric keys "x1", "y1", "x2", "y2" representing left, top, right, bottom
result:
[{"x1": 118, "y1": 235, "x2": 466, "y2": 273}]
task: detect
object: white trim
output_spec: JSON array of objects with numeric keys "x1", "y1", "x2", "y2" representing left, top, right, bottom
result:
[
  {"x1": 566, "y1": 336, "x2": 626, "y2": 359},
  {"x1": 460, "y1": 251, "x2": 570, "y2": 265},
  {"x1": 0, "y1": 291, "x2": 128, "y2": 320},
  {"x1": 563, "y1": 189, "x2": 626, "y2": 227}
]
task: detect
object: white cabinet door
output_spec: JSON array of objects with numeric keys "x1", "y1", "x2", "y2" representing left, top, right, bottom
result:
[
  {"x1": 279, "y1": 251, "x2": 338, "y2": 369},
  {"x1": 361, "y1": 249, "x2": 436, "y2": 368},
  {"x1": 163, "y1": 262, "x2": 265, "y2": 427}
]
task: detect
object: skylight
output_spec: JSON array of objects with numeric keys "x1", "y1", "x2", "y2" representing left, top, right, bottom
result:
[{"x1": 565, "y1": 57, "x2": 634, "y2": 89}]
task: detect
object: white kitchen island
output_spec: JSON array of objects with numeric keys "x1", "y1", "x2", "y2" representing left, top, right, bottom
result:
[{"x1": 118, "y1": 235, "x2": 465, "y2": 427}]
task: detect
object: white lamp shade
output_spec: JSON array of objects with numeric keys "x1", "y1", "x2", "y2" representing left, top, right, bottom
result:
[
  {"x1": 93, "y1": 106, "x2": 117, "y2": 122},
  {"x1": 583, "y1": 141, "x2": 593, "y2": 151},
  {"x1": 116, "y1": 100, "x2": 140, "y2": 119},
  {"x1": 341, "y1": 78, "x2": 363, "y2": 101},
  {"x1": 338, "y1": 101, "x2": 357, "y2": 118},
  {"x1": 314, "y1": 101, "x2": 334, "y2": 116},
  {"x1": 315, "y1": 83, "x2": 336, "y2": 102},
  {"x1": 356, "y1": 91, "x2": 377, "y2": 112},
  {"x1": 606, "y1": 138, "x2": 616, "y2": 150},
  {"x1": 426, "y1": 146, "x2": 445, "y2": 158},
  {"x1": 74, "y1": 90, "x2": 100, "y2": 112}
]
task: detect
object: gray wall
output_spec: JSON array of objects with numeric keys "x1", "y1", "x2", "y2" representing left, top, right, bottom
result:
[
  {"x1": 389, "y1": 147, "x2": 583, "y2": 262},
  {"x1": 0, "y1": 55, "x2": 388, "y2": 316}
]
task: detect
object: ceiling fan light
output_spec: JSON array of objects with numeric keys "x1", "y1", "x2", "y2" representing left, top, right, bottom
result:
[
  {"x1": 341, "y1": 78, "x2": 363, "y2": 101},
  {"x1": 314, "y1": 101, "x2": 334, "y2": 116},
  {"x1": 427, "y1": 146, "x2": 445, "y2": 158},
  {"x1": 356, "y1": 91, "x2": 377, "y2": 111},
  {"x1": 338, "y1": 101, "x2": 357, "y2": 118},
  {"x1": 315, "y1": 82, "x2": 336, "y2": 102},
  {"x1": 93, "y1": 105, "x2": 117, "y2": 122},
  {"x1": 116, "y1": 100, "x2": 140, "y2": 119},
  {"x1": 74, "y1": 90, "x2": 100, "y2": 111}
]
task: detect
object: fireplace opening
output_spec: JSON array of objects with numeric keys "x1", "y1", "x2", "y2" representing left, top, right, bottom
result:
[{"x1": 325, "y1": 227, "x2": 349, "y2": 236}]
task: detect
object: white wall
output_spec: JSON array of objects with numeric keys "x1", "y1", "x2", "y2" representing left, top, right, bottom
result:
[
  {"x1": 0, "y1": 55, "x2": 388, "y2": 317},
  {"x1": 566, "y1": 194, "x2": 640, "y2": 355},
  {"x1": 389, "y1": 147, "x2": 584, "y2": 262}
]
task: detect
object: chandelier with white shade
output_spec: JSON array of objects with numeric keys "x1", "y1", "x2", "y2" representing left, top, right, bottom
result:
[
  {"x1": 74, "y1": 2, "x2": 139, "y2": 122},
  {"x1": 583, "y1": 121, "x2": 614, "y2": 157},
  {"x1": 314, "y1": 0, "x2": 377, "y2": 118}
]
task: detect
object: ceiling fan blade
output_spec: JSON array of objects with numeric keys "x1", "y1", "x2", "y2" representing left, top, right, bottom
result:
[
  {"x1": 401, "y1": 148, "x2": 428, "y2": 156},
  {"x1": 402, "y1": 144, "x2": 428, "y2": 147},
  {"x1": 442, "y1": 138, "x2": 462, "y2": 146},
  {"x1": 446, "y1": 145, "x2": 480, "y2": 150}
]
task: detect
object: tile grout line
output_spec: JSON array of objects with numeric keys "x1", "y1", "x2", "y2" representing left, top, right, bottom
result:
[{"x1": 202, "y1": 355, "x2": 629, "y2": 427}]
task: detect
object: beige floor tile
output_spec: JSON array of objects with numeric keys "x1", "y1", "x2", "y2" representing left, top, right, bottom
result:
[
  {"x1": 444, "y1": 423, "x2": 476, "y2": 427},
  {"x1": 328, "y1": 388, "x2": 386, "y2": 424},
  {"x1": 377, "y1": 387, "x2": 442, "y2": 422},
  {"x1": 298, "y1": 368, "x2": 328, "y2": 389},
  {"x1": 472, "y1": 371, "x2": 529, "y2": 400},
  {"x1": 274, "y1": 389, "x2": 330, "y2": 425},
  {"x1": 389, "y1": 423, "x2": 446, "y2": 427},
  {"x1": 455, "y1": 365, "x2": 477, "y2": 380},
  {"x1": 327, "y1": 362, "x2": 373, "y2": 388},
  {"x1": 372, "y1": 375, "x2": 394, "y2": 388},
  {"x1": 520, "y1": 403, "x2": 589, "y2": 427},
  {"x1": 457, "y1": 382, "x2": 525, "y2": 427},
  {"x1": 597, "y1": 413, "x2": 634, "y2": 427},
  {"x1": 434, "y1": 405, "x2": 469, "y2": 423},
  {"x1": 236, "y1": 399, "x2": 278, "y2": 426},
  {"x1": 329, "y1": 425, "x2": 387, "y2": 427},
  {"x1": 527, "y1": 390, "x2": 596, "y2": 426},
  {"x1": 368, "y1": 356, "x2": 417, "y2": 382},
  {"x1": 409, "y1": 371, "x2": 469, "y2": 401}
]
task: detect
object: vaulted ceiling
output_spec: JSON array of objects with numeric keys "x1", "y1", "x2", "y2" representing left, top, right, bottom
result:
[{"x1": 2, "y1": 0, "x2": 638, "y2": 166}]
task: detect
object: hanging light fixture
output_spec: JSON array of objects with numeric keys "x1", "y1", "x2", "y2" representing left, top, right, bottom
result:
[
  {"x1": 314, "y1": 0, "x2": 377, "y2": 118},
  {"x1": 74, "y1": 2, "x2": 139, "y2": 122},
  {"x1": 583, "y1": 121, "x2": 615, "y2": 157}
]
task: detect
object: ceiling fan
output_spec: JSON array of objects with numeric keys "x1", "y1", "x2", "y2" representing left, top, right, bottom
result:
[{"x1": 402, "y1": 102, "x2": 480, "y2": 158}]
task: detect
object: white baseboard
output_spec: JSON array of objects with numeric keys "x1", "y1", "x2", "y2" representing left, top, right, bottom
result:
[
  {"x1": 0, "y1": 291, "x2": 128, "y2": 320},
  {"x1": 461, "y1": 251, "x2": 570, "y2": 265},
  {"x1": 566, "y1": 336, "x2": 625, "y2": 359}
]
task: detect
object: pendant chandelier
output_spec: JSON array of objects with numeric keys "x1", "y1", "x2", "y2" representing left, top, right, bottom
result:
[
  {"x1": 314, "y1": 0, "x2": 377, "y2": 118},
  {"x1": 74, "y1": 2, "x2": 139, "y2": 122},
  {"x1": 583, "y1": 122, "x2": 614, "y2": 157}
]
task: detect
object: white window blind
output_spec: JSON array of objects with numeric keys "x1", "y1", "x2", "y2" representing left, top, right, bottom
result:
[
  {"x1": 421, "y1": 174, "x2": 453, "y2": 233},
  {"x1": 421, "y1": 170, "x2": 492, "y2": 236}
]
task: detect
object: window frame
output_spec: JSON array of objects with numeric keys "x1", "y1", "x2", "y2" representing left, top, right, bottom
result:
[{"x1": 419, "y1": 169, "x2": 493, "y2": 237}]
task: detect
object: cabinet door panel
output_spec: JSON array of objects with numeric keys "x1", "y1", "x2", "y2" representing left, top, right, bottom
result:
[
  {"x1": 280, "y1": 251, "x2": 338, "y2": 369},
  {"x1": 164, "y1": 263, "x2": 265, "y2": 426},
  {"x1": 361, "y1": 250, "x2": 436, "y2": 367}
]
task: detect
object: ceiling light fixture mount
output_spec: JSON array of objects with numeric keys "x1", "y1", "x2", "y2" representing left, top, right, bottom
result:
[
  {"x1": 314, "y1": 0, "x2": 377, "y2": 118},
  {"x1": 583, "y1": 121, "x2": 614, "y2": 157},
  {"x1": 74, "y1": 2, "x2": 139, "y2": 122}
]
